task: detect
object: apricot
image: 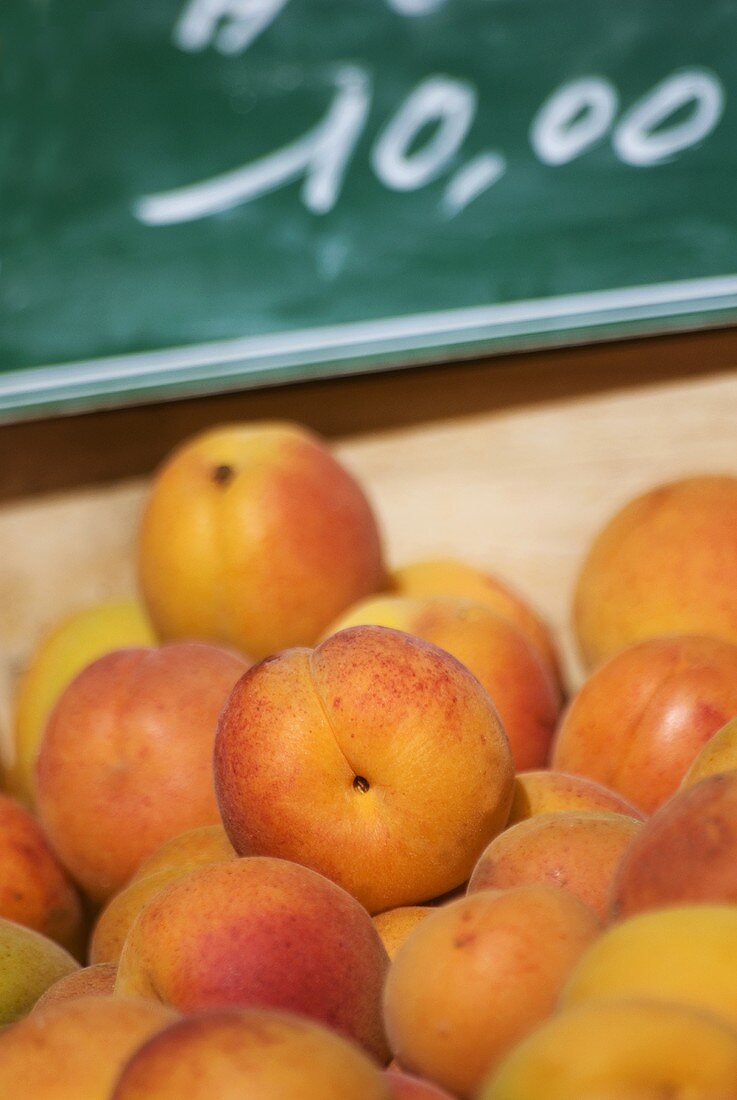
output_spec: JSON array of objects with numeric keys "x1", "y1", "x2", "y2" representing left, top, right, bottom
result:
[
  {"x1": 468, "y1": 811, "x2": 641, "y2": 920},
  {"x1": 10, "y1": 601, "x2": 154, "y2": 805},
  {"x1": 0, "y1": 793, "x2": 85, "y2": 956},
  {"x1": 0, "y1": 995, "x2": 176, "y2": 1099},
  {"x1": 115, "y1": 857, "x2": 390, "y2": 1062},
  {"x1": 33, "y1": 963, "x2": 117, "y2": 1012},
  {"x1": 36, "y1": 642, "x2": 248, "y2": 902},
  {"x1": 480, "y1": 1000, "x2": 737, "y2": 1099},
  {"x1": 561, "y1": 904, "x2": 737, "y2": 1028},
  {"x1": 325, "y1": 595, "x2": 560, "y2": 770},
  {"x1": 110, "y1": 1009, "x2": 391, "y2": 1100},
  {"x1": 574, "y1": 476, "x2": 737, "y2": 669},
  {"x1": 0, "y1": 918, "x2": 78, "y2": 1024},
  {"x1": 373, "y1": 907, "x2": 433, "y2": 960},
  {"x1": 138, "y1": 422, "x2": 386, "y2": 660},
  {"x1": 610, "y1": 773, "x2": 737, "y2": 919},
  {"x1": 552, "y1": 635, "x2": 737, "y2": 812},
  {"x1": 508, "y1": 770, "x2": 645, "y2": 826},
  {"x1": 683, "y1": 716, "x2": 737, "y2": 786},
  {"x1": 383, "y1": 883, "x2": 600, "y2": 1097},
  {"x1": 215, "y1": 626, "x2": 514, "y2": 913},
  {"x1": 394, "y1": 557, "x2": 561, "y2": 686}
]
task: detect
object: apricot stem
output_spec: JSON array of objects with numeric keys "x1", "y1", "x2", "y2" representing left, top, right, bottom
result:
[{"x1": 212, "y1": 464, "x2": 235, "y2": 485}]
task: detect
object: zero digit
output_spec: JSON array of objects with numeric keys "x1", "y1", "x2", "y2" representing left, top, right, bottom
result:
[
  {"x1": 613, "y1": 69, "x2": 725, "y2": 167},
  {"x1": 530, "y1": 77, "x2": 618, "y2": 166}
]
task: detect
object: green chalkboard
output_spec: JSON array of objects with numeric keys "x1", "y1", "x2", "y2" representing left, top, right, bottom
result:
[{"x1": 2, "y1": 0, "x2": 737, "y2": 420}]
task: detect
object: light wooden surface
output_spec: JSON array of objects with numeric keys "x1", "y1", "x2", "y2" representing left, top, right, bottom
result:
[{"x1": 2, "y1": 344, "x2": 737, "y2": 721}]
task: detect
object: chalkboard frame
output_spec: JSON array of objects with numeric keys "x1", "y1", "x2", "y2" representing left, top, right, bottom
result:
[{"x1": 1, "y1": 273, "x2": 736, "y2": 422}]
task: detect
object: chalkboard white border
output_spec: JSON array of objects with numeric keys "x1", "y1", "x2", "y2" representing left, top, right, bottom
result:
[{"x1": 2, "y1": 273, "x2": 737, "y2": 420}]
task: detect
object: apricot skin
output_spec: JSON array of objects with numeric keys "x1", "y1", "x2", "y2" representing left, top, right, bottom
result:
[
  {"x1": 373, "y1": 908, "x2": 433, "y2": 960},
  {"x1": 561, "y1": 904, "x2": 737, "y2": 1029},
  {"x1": 480, "y1": 999, "x2": 737, "y2": 1100},
  {"x1": 384, "y1": 1068, "x2": 457, "y2": 1099},
  {"x1": 33, "y1": 964, "x2": 117, "y2": 1012},
  {"x1": 110, "y1": 1009, "x2": 392, "y2": 1100},
  {"x1": 574, "y1": 476, "x2": 737, "y2": 670},
  {"x1": 91, "y1": 826, "x2": 238, "y2": 966},
  {"x1": 469, "y1": 810, "x2": 641, "y2": 921},
  {"x1": 129, "y1": 825, "x2": 236, "y2": 883},
  {"x1": 610, "y1": 773, "x2": 737, "y2": 919},
  {"x1": 0, "y1": 793, "x2": 85, "y2": 958},
  {"x1": 0, "y1": 919, "x2": 79, "y2": 1024},
  {"x1": 90, "y1": 868, "x2": 196, "y2": 967},
  {"x1": 552, "y1": 635, "x2": 737, "y2": 813},
  {"x1": 508, "y1": 770, "x2": 645, "y2": 826},
  {"x1": 0, "y1": 995, "x2": 176, "y2": 1099},
  {"x1": 384, "y1": 884, "x2": 600, "y2": 1098}
]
